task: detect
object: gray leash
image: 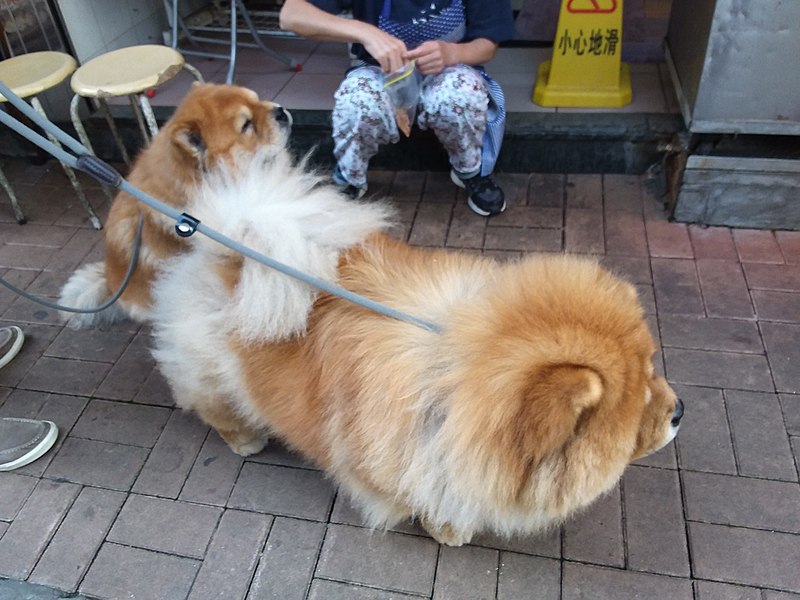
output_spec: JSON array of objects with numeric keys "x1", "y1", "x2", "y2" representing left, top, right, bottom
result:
[{"x1": 0, "y1": 80, "x2": 442, "y2": 333}]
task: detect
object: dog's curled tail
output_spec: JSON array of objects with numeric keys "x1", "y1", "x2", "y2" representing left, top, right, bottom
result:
[{"x1": 58, "y1": 262, "x2": 128, "y2": 328}]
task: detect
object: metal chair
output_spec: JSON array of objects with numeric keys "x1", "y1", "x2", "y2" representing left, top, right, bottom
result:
[
  {"x1": 0, "y1": 51, "x2": 101, "y2": 228},
  {"x1": 165, "y1": 0, "x2": 301, "y2": 84}
]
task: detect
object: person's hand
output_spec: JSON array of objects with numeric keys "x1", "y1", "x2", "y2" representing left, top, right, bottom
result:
[
  {"x1": 360, "y1": 27, "x2": 408, "y2": 73},
  {"x1": 404, "y1": 41, "x2": 457, "y2": 75}
]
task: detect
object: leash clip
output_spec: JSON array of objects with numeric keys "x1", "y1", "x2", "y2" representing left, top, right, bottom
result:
[{"x1": 175, "y1": 213, "x2": 200, "y2": 237}]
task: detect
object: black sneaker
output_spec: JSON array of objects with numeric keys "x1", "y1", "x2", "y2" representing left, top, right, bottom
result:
[{"x1": 450, "y1": 170, "x2": 506, "y2": 216}]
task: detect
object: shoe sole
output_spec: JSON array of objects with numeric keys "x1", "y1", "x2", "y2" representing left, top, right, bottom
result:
[
  {"x1": 0, "y1": 325, "x2": 24, "y2": 369},
  {"x1": 450, "y1": 170, "x2": 506, "y2": 217},
  {"x1": 0, "y1": 420, "x2": 58, "y2": 471}
]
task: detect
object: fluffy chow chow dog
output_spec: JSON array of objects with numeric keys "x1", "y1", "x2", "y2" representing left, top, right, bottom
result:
[
  {"x1": 148, "y1": 149, "x2": 684, "y2": 546},
  {"x1": 58, "y1": 82, "x2": 291, "y2": 326}
]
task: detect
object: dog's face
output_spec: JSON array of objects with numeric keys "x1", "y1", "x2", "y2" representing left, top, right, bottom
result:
[{"x1": 166, "y1": 82, "x2": 292, "y2": 172}]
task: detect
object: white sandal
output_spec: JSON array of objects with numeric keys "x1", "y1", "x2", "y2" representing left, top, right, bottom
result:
[{"x1": 0, "y1": 325, "x2": 24, "y2": 369}]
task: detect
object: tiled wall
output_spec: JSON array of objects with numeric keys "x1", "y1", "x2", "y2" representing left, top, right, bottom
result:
[{"x1": 515, "y1": 0, "x2": 673, "y2": 62}]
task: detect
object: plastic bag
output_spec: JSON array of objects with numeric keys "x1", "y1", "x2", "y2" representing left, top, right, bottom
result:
[{"x1": 383, "y1": 61, "x2": 422, "y2": 137}]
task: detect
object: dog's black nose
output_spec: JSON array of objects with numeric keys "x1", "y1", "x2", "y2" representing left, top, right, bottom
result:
[
  {"x1": 273, "y1": 106, "x2": 290, "y2": 123},
  {"x1": 671, "y1": 398, "x2": 684, "y2": 427}
]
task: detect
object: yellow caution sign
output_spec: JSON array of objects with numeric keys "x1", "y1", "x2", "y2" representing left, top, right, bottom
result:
[{"x1": 533, "y1": 0, "x2": 631, "y2": 107}]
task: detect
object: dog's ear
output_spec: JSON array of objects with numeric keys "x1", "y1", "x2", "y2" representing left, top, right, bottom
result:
[
  {"x1": 514, "y1": 364, "x2": 603, "y2": 465},
  {"x1": 172, "y1": 125, "x2": 206, "y2": 164}
]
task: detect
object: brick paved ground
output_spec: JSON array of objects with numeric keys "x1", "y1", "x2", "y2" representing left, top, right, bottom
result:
[{"x1": 1, "y1": 157, "x2": 799, "y2": 600}]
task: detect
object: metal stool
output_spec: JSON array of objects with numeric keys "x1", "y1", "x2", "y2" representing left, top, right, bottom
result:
[
  {"x1": 69, "y1": 44, "x2": 203, "y2": 169},
  {"x1": 0, "y1": 51, "x2": 101, "y2": 228}
]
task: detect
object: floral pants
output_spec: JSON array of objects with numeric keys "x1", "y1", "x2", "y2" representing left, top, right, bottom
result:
[{"x1": 332, "y1": 64, "x2": 489, "y2": 187}]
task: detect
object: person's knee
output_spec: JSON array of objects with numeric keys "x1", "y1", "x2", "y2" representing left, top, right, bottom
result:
[
  {"x1": 422, "y1": 66, "x2": 489, "y2": 125},
  {"x1": 334, "y1": 70, "x2": 392, "y2": 132}
]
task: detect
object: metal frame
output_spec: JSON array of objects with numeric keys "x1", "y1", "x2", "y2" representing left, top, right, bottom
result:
[{"x1": 165, "y1": 0, "x2": 300, "y2": 84}]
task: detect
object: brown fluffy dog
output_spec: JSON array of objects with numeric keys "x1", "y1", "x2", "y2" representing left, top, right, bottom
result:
[
  {"x1": 149, "y1": 154, "x2": 683, "y2": 547},
  {"x1": 58, "y1": 82, "x2": 291, "y2": 326}
]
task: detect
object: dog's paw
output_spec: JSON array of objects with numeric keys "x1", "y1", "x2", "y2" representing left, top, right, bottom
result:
[
  {"x1": 420, "y1": 518, "x2": 473, "y2": 547},
  {"x1": 222, "y1": 432, "x2": 268, "y2": 457}
]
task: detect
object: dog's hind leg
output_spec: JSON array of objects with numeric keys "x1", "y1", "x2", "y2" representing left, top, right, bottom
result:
[{"x1": 191, "y1": 398, "x2": 268, "y2": 457}]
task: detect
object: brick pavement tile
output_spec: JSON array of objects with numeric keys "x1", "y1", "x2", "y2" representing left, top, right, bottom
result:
[
  {"x1": 776, "y1": 231, "x2": 800, "y2": 264},
  {"x1": 497, "y1": 552, "x2": 559, "y2": 600},
  {"x1": 697, "y1": 259, "x2": 755, "y2": 319},
  {"x1": 495, "y1": 172, "x2": 530, "y2": 208},
  {"x1": 781, "y1": 394, "x2": 800, "y2": 436},
  {"x1": 0, "y1": 243, "x2": 57, "y2": 270},
  {"x1": 471, "y1": 527, "x2": 561, "y2": 559},
  {"x1": 0, "y1": 323, "x2": 60, "y2": 387},
  {"x1": 651, "y1": 258, "x2": 704, "y2": 315},
  {"x1": 566, "y1": 174, "x2": 602, "y2": 209},
  {"x1": 109, "y1": 494, "x2": 223, "y2": 558},
  {"x1": 316, "y1": 524, "x2": 438, "y2": 596},
  {"x1": 565, "y1": 208, "x2": 604, "y2": 254},
  {"x1": 792, "y1": 437, "x2": 800, "y2": 481},
  {"x1": 673, "y1": 385, "x2": 737, "y2": 474},
  {"x1": 694, "y1": 580, "x2": 762, "y2": 600},
  {"x1": 763, "y1": 591, "x2": 800, "y2": 600},
  {"x1": 3, "y1": 294, "x2": 66, "y2": 325},
  {"x1": 95, "y1": 331, "x2": 156, "y2": 401},
  {"x1": 664, "y1": 348, "x2": 773, "y2": 391},
  {"x1": 603, "y1": 174, "x2": 643, "y2": 213},
  {"x1": 528, "y1": 173, "x2": 564, "y2": 208},
  {"x1": 249, "y1": 440, "x2": 319, "y2": 470},
  {"x1": 180, "y1": 432, "x2": 243, "y2": 506},
  {"x1": 752, "y1": 290, "x2": 800, "y2": 322},
  {"x1": 29, "y1": 487, "x2": 126, "y2": 592},
  {"x1": 761, "y1": 322, "x2": 800, "y2": 394},
  {"x1": 726, "y1": 390, "x2": 797, "y2": 481},
  {"x1": 744, "y1": 263, "x2": 800, "y2": 291},
  {"x1": 689, "y1": 226, "x2": 738, "y2": 260},
  {"x1": 80, "y1": 542, "x2": 199, "y2": 600},
  {"x1": 646, "y1": 220, "x2": 693, "y2": 259},
  {"x1": 604, "y1": 212, "x2": 648, "y2": 256},
  {"x1": 0, "y1": 522, "x2": 6, "y2": 539},
  {"x1": 0, "y1": 479, "x2": 80, "y2": 579},
  {"x1": 19, "y1": 356, "x2": 110, "y2": 396},
  {"x1": 70, "y1": 398, "x2": 170, "y2": 447},
  {"x1": 329, "y1": 492, "x2": 429, "y2": 538},
  {"x1": 561, "y1": 562, "x2": 693, "y2": 600},
  {"x1": 733, "y1": 230, "x2": 784, "y2": 264},
  {"x1": 484, "y1": 226, "x2": 562, "y2": 252},
  {"x1": 446, "y1": 204, "x2": 486, "y2": 249},
  {"x1": 0, "y1": 388, "x2": 49, "y2": 419},
  {"x1": 44, "y1": 437, "x2": 149, "y2": 491},
  {"x1": 422, "y1": 171, "x2": 459, "y2": 203},
  {"x1": 387, "y1": 199, "x2": 419, "y2": 225},
  {"x1": 433, "y1": 544, "x2": 498, "y2": 600},
  {"x1": 5, "y1": 223, "x2": 75, "y2": 248},
  {"x1": 248, "y1": 517, "x2": 324, "y2": 600},
  {"x1": 44, "y1": 229, "x2": 103, "y2": 273},
  {"x1": 491, "y1": 204, "x2": 562, "y2": 229},
  {"x1": 307, "y1": 580, "x2": 420, "y2": 599},
  {"x1": 633, "y1": 439, "x2": 677, "y2": 469},
  {"x1": 408, "y1": 202, "x2": 452, "y2": 247},
  {"x1": 367, "y1": 170, "x2": 395, "y2": 198},
  {"x1": 600, "y1": 255, "x2": 651, "y2": 285},
  {"x1": 0, "y1": 472, "x2": 36, "y2": 520},
  {"x1": 482, "y1": 249, "x2": 523, "y2": 262},
  {"x1": 563, "y1": 485, "x2": 623, "y2": 567},
  {"x1": 0, "y1": 268, "x2": 37, "y2": 314},
  {"x1": 635, "y1": 284, "x2": 656, "y2": 314},
  {"x1": 659, "y1": 315, "x2": 762, "y2": 353},
  {"x1": 133, "y1": 410, "x2": 209, "y2": 498},
  {"x1": 228, "y1": 462, "x2": 335, "y2": 521},
  {"x1": 132, "y1": 367, "x2": 175, "y2": 406},
  {"x1": 683, "y1": 471, "x2": 800, "y2": 533},
  {"x1": 390, "y1": 170, "x2": 425, "y2": 200},
  {"x1": 25, "y1": 270, "x2": 71, "y2": 297},
  {"x1": 44, "y1": 327, "x2": 133, "y2": 364},
  {"x1": 623, "y1": 466, "x2": 689, "y2": 576},
  {"x1": 689, "y1": 522, "x2": 800, "y2": 592}
]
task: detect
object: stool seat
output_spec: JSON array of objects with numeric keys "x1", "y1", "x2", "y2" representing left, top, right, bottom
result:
[
  {"x1": 71, "y1": 45, "x2": 186, "y2": 98},
  {"x1": 0, "y1": 51, "x2": 77, "y2": 100}
]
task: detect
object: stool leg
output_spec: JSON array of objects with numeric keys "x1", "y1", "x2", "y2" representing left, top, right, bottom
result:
[
  {"x1": 32, "y1": 96, "x2": 102, "y2": 230},
  {"x1": 128, "y1": 95, "x2": 152, "y2": 146},
  {"x1": 236, "y1": 0, "x2": 300, "y2": 70},
  {"x1": 70, "y1": 94, "x2": 115, "y2": 203},
  {"x1": 182, "y1": 62, "x2": 205, "y2": 83},
  {"x1": 0, "y1": 164, "x2": 26, "y2": 224},
  {"x1": 137, "y1": 94, "x2": 160, "y2": 139},
  {"x1": 95, "y1": 98, "x2": 132, "y2": 167}
]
